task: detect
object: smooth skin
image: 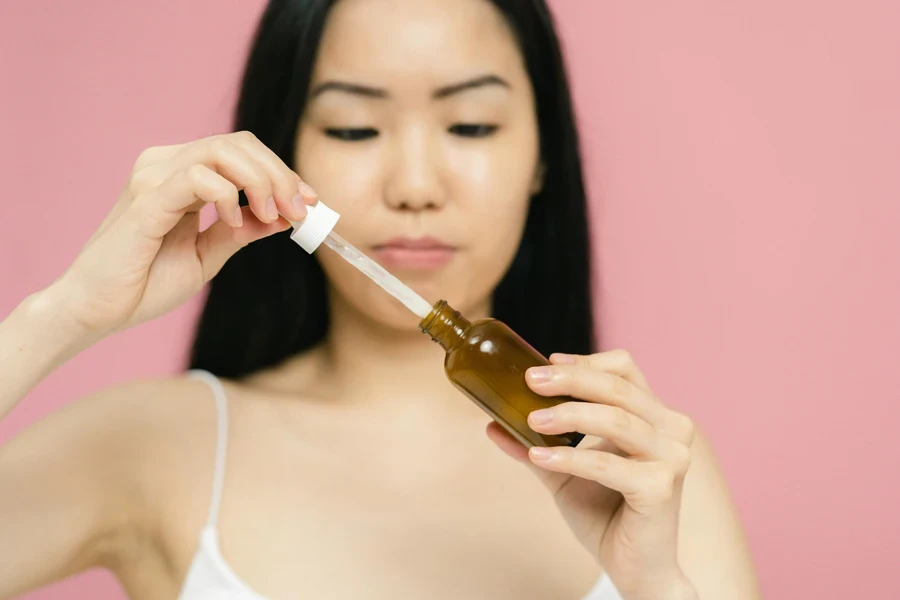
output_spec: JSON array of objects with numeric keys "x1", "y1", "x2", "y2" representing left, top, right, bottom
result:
[{"x1": 0, "y1": 0, "x2": 761, "y2": 599}]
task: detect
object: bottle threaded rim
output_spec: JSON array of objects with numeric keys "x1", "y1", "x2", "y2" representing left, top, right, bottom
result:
[{"x1": 418, "y1": 299, "x2": 447, "y2": 332}]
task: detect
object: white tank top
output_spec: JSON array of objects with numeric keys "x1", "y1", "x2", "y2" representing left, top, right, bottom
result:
[{"x1": 178, "y1": 370, "x2": 622, "y2": 600}]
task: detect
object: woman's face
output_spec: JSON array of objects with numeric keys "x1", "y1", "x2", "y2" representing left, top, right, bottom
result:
[{"x1": 296, "y1": 0, "x2": 541, "y2": 328}]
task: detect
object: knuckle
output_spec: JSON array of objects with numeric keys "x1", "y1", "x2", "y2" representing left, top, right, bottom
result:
[
  {"x1": 607, "y1": 373, "x2": 631, "y2": 401},
  {"x1": 610, "y1": 348, "x2": 634, "y2": 366},
  {"x1": 278, "y1": 168, "x2": 298, "y2": 188},
  {"x1": 670, "y1": 444, "x2": 692, "y2": 475},
  {"x1": 669, "y1": 412, "x2": 695, "y2": 445},
  {"x1": 649, "y1": 468, "x2": 676, "y2": 500},
  {"x1": 221, "y1": 178, "x2": 239, "y2": 197},
  {"x1": 609, "y1": 406, "x2": 632, "y2": 431},
  {"x1": 589, "y1": 451, "x2": 613, "y2": 476},
  {"x1": 132, "y1": 146, "x2": 162, "y2": 172},
  {"x1": 185, "y1": 163, "x2": 208, "y2": 183},
  {"x1": 593, "y1": 369, "x2": 615, "y2": 393},
  {"x1": 555, "y1": 403, "x2": 579, "y2": 427},
  {"x1": 582, "y1": 352, "x2": 601, "y2": 367},
  {"x1": 233, "y1": 129, "x2": 259, "y2": 145},
  {"x1": 208, "y1": 135, "x2": 234, "y2": 155},
  {"x1": 571, "y1": 363, "x2": 591, "y2": 380},
  {"x1": 128, "y1": 168, "x2": 158, "y2": 194}
]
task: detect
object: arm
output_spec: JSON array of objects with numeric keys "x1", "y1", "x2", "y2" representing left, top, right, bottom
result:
[
  {"x1": 0, "y1": 382, "x2": 157, "y2": 598},
  {"x1": 0, "y1": 376, "x2": 220, "y2": 599},
  {"x1": 675, "y1": 428, "x2": 762, "y2": 599},
  {"x1": 0, "y1": 284, "x2": 94, "y2": 421},
  {"x1": 0, "y1": 132, "x2": 316, "y2": 596}
]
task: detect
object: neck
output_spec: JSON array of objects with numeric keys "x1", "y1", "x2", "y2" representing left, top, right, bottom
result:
[{"x1": 318, "y1": 291, "x2": 490, "y2": 413}]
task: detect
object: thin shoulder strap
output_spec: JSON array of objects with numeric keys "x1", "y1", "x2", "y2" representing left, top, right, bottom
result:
[
  {"x1": 187, "y1": 369, "x2": 229, "y2": 528},
  {"x1": 582, "y1": 574, "x2": 622, "y2": 600}
]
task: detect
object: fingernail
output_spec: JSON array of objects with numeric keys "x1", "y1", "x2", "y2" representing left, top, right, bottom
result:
[
  {"x1": 266, "y1": 196, "x2": 278, "y2": 221},
  {"x1": 551, "y1": 353, "x2": 577, "y2": 365},
  {"x1": 529, "y1": 409, "x2": 554, "y2": 426},
  {"x1": 233, "y1": 207, "x2": 243, "y2": 227},
  {"x1": 298, "y1": 180, "x2": 317, "y2": 199},
  {"x1": 527, "y1": 366, "x2": 553, "y2": 383},
  {"x1": 291, "y1": 194, "x2": 308, "y2": 219},
  {"x1": 530, "y1": 447, "x2": 555, "y2": 462}
]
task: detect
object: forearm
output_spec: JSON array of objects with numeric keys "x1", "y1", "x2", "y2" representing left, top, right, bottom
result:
[
  {"x1": 675, "y1": 430, "x2": 762, "y2": 599},
  {"x1": 0, "y1": 283, "x2": 93, "y2": 420}
]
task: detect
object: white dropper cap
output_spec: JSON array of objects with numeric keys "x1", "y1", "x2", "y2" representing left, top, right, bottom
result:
[{"x1": 288, "y1": 201, "x2": 341, "y2": 253}]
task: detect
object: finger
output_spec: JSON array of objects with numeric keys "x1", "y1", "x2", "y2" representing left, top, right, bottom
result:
[
  {"x1": 527, "y1": 402, "x2": 663, "y2": 459},
  {"x1": 144, "y1": 136, "x2": 278, "y2": 224},
  {"x1": 526, "y1": 364, "x2": 665, "y2": 431},
  {"x1": 540, "y1": 356, "x2": 695, "y2": 445},
  {"x1": 485, "y1": 421, "x2": 531, "y2": 463},
  {"x1": 550, "y1": 349, "x2": 651, "y2": 393},
  {"x1": 529, "y1": 446, "x2": 646, "y2": 496},
  {"x1": 228, "y1": 130, "x2": 316, "y2": 221},
  {"x1": 196, "y1": 207, "x2": 290, "y2": 282},
  {"x1": 126, "y1": 164, "x2": 242, "y2": 241},
  {"x1": 131, "y1": 143, "x2": 187, "y2": 173},
  {"x1": 530, "y1": 447, "x2": 684, "y2": 513},
  {"x1": 90, "y1": 146, "x2": 187, "y2": 243},
  {"x1": 176, "y1": 164, "x2": 242, "y2": 226},
  {"x1": 486, "y1": 422, "x2": 574, "y2": 493},
  {"x1": 527, "y1": 364, "x2": 695, "y2": 444}
]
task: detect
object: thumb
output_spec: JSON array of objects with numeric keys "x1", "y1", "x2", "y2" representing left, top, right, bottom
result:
[{"x1": 197, "y1": 208, "x2": 291, "y2": 282}]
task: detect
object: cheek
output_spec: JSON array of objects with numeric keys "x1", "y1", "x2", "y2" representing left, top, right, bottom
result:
[
  {"x1": 451, "y1": 131, "x2": 537, "y2": 310},
  {"x1": 447, "y1": 133, "x2": 536, "y2": 268}
]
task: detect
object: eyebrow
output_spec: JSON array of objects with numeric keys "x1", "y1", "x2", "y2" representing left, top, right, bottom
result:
[
  {"x1": 433, "y1": 74, "x2": 511, "y2": 99},
  {"x1": 310, "y1": 81, "x2": 387, "y2": 99},
  {"x1": 309, "y1": 74, "x2": 511, "y2": 100}
]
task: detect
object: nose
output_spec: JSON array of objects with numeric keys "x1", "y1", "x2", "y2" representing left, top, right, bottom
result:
[{"x1": 383, "y1": 127, "x2": 447, "y2": 212}]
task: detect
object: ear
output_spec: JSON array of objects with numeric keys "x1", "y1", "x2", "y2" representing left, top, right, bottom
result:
[{"x1": 530, "y1": 161, "x2": 546, "y2": 195}]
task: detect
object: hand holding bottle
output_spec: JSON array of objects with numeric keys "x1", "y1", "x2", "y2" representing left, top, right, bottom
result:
[{"x1": 487, "y1": 350, "x2": 700, "y2": 600}]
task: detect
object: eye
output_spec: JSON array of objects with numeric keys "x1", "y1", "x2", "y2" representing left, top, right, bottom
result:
[
  {"x1": 448, "y1": 124, "x2": 499, "y2": 138},
  {"x1": 324, "y1": 128, "x2": 379, "y2": 141}
]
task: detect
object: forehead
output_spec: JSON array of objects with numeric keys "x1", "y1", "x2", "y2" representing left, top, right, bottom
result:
[{"x1": 313, "y1": 0, "x2": 526, "y2": 88}]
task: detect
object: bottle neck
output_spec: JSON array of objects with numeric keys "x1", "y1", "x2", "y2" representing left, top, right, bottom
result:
[{"x1": 419, "y1": 300, "x2": 471, "y2": 352}]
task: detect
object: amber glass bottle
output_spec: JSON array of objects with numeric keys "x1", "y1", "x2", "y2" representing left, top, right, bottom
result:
[{"x1": 419, "y1": 300, "x2": 584, "y2": 448}]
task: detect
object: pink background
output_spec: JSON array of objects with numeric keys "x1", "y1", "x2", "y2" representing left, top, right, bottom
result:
[{"x1": 2, "y1": 1, "x2": 898, "y2": 598}]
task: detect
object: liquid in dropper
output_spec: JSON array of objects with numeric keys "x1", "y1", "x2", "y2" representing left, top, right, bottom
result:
[
  {"x1": 288, "y1": 201, "x2": 433, "y2": 318},
  {"x1": 322, "y1": 231, "x2": 434, "y2": 318}
]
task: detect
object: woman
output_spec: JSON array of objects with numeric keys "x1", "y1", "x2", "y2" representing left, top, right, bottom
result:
[{"x1": 0, "y1": 0, "x2": 761, "y2": 598}]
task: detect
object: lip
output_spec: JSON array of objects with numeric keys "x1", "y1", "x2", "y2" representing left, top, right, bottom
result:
[{"x1": 371, "y1": 237, "x2": 457, "y2": 270}]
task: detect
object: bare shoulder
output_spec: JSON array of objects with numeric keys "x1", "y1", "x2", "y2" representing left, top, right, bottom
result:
[
  {"x1": 0, "y1": 374, "x2": 224, "y2": 596},
  {"x1": 0, "y1": 373, "x2": 223, "y2": 523},
  {"x1": 7, "y1": 374, "x2": 221, "y2": 464},
  {"x1": 59, "y1": 373, "x2": 226, "y2": 508}
]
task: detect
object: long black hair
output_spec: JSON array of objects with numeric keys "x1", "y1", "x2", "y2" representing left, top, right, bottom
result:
[{"x1": 189, "y1": 0, "x2": 595, "y2": 378}]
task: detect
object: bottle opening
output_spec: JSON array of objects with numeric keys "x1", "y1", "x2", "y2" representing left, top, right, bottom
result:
[
  {"x1": 418, "y1": 300, "x2": 447, "y2": 332},
  {"x1": 419, "y1": 300, "x2": 470, "y2": 351}
]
